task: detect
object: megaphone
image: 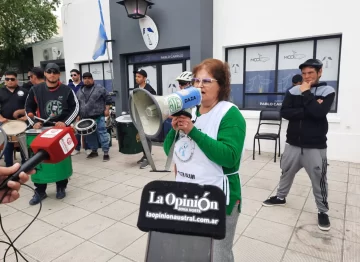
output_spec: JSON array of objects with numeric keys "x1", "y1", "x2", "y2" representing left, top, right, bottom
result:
[{"x1": 129, "y1": 87, "x2": 202, "y2": 138}]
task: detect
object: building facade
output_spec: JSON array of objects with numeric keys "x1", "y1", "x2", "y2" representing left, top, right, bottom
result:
[{"x1": 62, "y1": 0, "x2": 359, "y2": 163}]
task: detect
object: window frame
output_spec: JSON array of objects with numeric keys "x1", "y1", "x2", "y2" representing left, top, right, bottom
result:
[{"x1": 225, "y1": 35, "x2": 342, "y2": 112}]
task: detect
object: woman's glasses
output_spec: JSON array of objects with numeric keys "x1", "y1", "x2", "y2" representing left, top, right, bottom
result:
[{"x1": 192, "y1": 78, "x2": 217, "y2": 86}]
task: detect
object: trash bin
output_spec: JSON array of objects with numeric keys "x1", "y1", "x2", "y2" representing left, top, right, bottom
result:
[{"x1": 116, "y1": 115, "x2": 143, "y2": 154}]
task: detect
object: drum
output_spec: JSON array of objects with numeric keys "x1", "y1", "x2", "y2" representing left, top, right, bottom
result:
[
  {"x1": 74, "y1": 119, "x2": 97, "y2": 136},
  {"x1": 26, "y1": 128, "x2": 73, "y2": 184},
  {"x1": 1, "y1": 120, "x2": 27, "y2": 143}
]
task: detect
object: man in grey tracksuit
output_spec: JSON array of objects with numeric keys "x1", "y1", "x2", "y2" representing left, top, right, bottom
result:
[
  {"x1": 262, "y1": 59, "x2": 335, "y2": 231},
  {"x1": 76, "y1": 72, "x2": 112, "y2": 162}
]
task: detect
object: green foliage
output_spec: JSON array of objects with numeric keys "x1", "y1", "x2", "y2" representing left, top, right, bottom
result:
[{"x1": 0, "y1": 0, "x2": 60, "y2": 70}]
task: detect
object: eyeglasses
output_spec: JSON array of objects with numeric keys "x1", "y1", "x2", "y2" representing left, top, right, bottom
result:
[
  {"x1": 5, "y1": 78, "x2": 16, "y2": 82},
  {"x1": 46, "y1": 69, "x2": 60, "y2": 74},
  {"x1": 178, "y1": 81, "x2": 189, "y2": 86},
  {"x1": 71, "y1": 74, "x2": 77, "y2": 77},
  {"x1": 192, "y1": 78, "x2": 218, "y2": 86}
]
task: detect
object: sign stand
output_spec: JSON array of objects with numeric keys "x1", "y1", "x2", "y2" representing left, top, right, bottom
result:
[{"x1": 137, "y1": 181, "x2": 226, "y2": 262}]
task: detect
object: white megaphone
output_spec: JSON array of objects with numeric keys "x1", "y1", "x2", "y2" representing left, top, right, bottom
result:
[{"x1": 129, "y1": 87, "x2": 202, "y2": 138}]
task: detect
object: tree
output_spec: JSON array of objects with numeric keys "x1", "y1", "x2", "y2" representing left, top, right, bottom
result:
[{"x1": 0, "y1": 0, "x2": 61, "y2": 73}]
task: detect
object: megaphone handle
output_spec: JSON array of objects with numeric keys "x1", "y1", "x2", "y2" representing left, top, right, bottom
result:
[{"x1": 0, "y1": 150, "x2": 49, "y2": 190}]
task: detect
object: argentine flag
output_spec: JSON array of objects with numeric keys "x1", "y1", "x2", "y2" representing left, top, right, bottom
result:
[{"x1": 92, "y1": 0, "x2": 108, "y2": 60}]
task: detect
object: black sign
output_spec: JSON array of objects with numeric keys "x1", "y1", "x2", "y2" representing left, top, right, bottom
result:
[
  {"x1": 137, "y1": 181, "x2": 226, "y2": 240},
  {"x1": 128, "y1": 49, "x2": 190, "y2": 64}
]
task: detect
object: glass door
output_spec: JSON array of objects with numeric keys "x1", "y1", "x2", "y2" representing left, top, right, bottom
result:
[{"x1": 161, "y1": 63, "x2": 183, "y2": 96}]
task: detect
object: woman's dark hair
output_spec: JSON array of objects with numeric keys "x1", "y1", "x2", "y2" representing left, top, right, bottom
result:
[{"x1": 192, "y1": 59, "x2": 231, "y2": 101}]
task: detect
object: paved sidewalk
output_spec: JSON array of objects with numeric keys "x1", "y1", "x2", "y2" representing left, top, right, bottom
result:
[{"x1": 0, "y1": 140, "x2": 359, "y2": 261}]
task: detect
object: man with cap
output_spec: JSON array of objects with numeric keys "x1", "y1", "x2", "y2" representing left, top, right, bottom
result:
[
  {"x1": 25, "y1": 63, "x2": 79, "y2": 205},
  {"x1": 263, "y1": 59, "x2": 335, "y2": 232},
  {"x1": 134, "y1": 69, "x2": 156, "y2": 169},
  {"x1": 76, "y1": 72, "x2": 112, "y2": 161}
]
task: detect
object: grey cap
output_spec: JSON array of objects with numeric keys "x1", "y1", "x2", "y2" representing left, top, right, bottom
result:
[{"x1": 45, "y1": 63, "x2": 60, "y2": 71}]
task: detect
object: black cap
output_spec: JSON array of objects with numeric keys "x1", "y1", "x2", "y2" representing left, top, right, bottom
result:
[
  {"x1": 134, "y1": 69, "x2": 147, "y2": 77},
  {"x1": 299, "y1": 59, "x2": 323, "y2": 70},
  {"x1": 82, "y1": 72, "x2": 93, "y2": 78},
  {"x1": 45, "y1": 63, "x2": 60, "y2": 72},
  {"x1": 292, "y1": 74, "x2": 303, "y2": 84}
]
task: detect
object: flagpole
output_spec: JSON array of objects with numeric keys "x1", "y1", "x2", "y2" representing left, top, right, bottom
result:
[{"x1": 105, "y1": 40, "x2": 115, "y2": 93}]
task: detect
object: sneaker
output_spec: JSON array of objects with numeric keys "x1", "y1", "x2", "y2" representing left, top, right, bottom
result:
[
  {"x1": 318, "y1": 212, "x2": 331, "y2": 231},
  {"x1": 87, "y1": 151, "x2": 99, "y2": 159},
  {"x1": 71, "y1": 150, "x2": 80, "y2": 156},
  {"x1": 85, "y1": 150, "x2": 92, "y2": 155},
  {"x1": 103, "y1": 154, "x2": 110, "y2": 162},
  {"x1": 262, "y1": 196, "x2": 286, "y2": 207},
  {"x1": 56, "y1": 188, "x2": 66, "y2": 199},
  {"x1": 140, "y1": 159, "x2": 149, "y2": 169},
  {"x1": 137, "y1": 156, "x2": 146, "y2": 164},
  {"x1": 29, "y1": 193, "x2": 47, "y2": 205}
]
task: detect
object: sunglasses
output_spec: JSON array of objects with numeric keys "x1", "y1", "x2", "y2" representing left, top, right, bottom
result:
[
  {"x1": 46, "y1": 69, "x2": 60, "y2": 74},
  {"x1": 5, "y1": 78, "x2": 16, "y2": 82},
  {"x1": 71, "y1": 74, "x2": 77, "y2": 77},
  {"x1": 192, "y1": 78, "x2": 218, "y2": 86},
  {"x1": 178, "y1": 81, "x2": 189, "y2": 86}
]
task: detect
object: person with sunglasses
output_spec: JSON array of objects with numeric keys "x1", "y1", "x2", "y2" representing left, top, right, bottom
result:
[
  {"x1": 68, "y1": 69, "x2": 89, "y2": 156},
  {"x1": 164, "y1": 59, "x2": 246, "y2": 262},
  {"x1": 25, "y1": 63, "x2": 79, "y2": 205},
  {"x1": 0, "y1": 71, "x2": 29, "y2": 167},
  {"x1": 176, "y1": 71, "x2": 193, "y2": 90},
  {"x1": 21, "y1": 70, "x2": 34, "y2": 91}
]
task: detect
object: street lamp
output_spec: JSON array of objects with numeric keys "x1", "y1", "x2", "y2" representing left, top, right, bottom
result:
[{"x1": 117, "y1": 0, "x2": 154, "y2": 19}]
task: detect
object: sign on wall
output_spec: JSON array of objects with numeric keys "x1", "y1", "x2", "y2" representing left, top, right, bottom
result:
[{"x1": 139, "y1": 15, "x2": 159, "y2": 50}]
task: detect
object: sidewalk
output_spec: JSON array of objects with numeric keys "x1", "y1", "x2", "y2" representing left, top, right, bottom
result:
[{"x1": 0, "y1": 140, "x2": 359, "y2": 261}]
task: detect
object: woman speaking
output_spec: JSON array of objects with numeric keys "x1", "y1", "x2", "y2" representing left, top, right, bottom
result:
[{"x1": 164, "y1": 58, "x2": 246, "y2": 261}]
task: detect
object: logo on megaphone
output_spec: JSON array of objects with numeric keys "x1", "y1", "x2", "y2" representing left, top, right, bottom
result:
[{"x1": 129, "y1": 87, "x2": 201, "y2": 138}]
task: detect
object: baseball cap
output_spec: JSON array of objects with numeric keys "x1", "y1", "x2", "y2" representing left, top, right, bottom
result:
[
  {"x1": 134, "y1": 69, "x2": 147, "y2": 77},
  {"x1": 82, "y1": 72, "x2": 93, "y2": 78},
  {"x1": 45, "y1": 63, "x2": 60, "y2": 72}
]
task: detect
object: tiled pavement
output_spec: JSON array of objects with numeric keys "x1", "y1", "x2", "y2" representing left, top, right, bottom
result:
[{"x1": 1, "y1": 140, "x2": 360, "y2": 262}]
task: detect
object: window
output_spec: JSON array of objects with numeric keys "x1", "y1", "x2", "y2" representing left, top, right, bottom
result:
[
  {"x1": 226, "y1": 35, "x2": 341, "y2": 112},
  {"x1": 79, "y1": 61, "x2": 113, "y2": 92}
]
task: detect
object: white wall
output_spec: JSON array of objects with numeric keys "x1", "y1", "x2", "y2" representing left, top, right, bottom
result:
[
  {"x1": 214, "y1": 0, "x2": 359, "y2": 163},
  {"x1": 61, "y1": 0, "x2": 112, "y2": 77},
  {"x1": 32, "y1": 37, "x2": 64, "y2": 66}
]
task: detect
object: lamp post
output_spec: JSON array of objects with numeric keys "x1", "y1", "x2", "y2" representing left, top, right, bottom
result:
[{"x1": 117, "y1": 0, "x2": 154, "y2": 19}]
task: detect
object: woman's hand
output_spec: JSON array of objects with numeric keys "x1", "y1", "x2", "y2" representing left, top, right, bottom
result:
[
  {"x1": 171, "y1": 116, "x2": 179, "y2": 130},
  {"x1": 177, "y1": 115, "x2": 194, "y2": 134},
  {"x1": 0, "y1": 163, "x2": 35, "y2": 204}
]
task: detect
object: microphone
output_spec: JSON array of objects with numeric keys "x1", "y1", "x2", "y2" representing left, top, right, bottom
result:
[{"x1": 0, "y1": 127, "x2": 77, "y2": 190}]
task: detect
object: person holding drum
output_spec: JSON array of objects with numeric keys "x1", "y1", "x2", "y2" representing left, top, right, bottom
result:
[
  {"x1": 163, "y1": 59, "x2": 246, "y2": 262},
  {"x1": 75, "y1": 72, "x2": 112, "y2": 162},
  {"x1": 29, "y1": 67, "x2": 45, "y2": 86},
  {"x1": 0, "y1": 71, "x2": 29, "y2": 167},
  {"x1": 25, "y1": 63, "x2": 79, "y2": 205}
]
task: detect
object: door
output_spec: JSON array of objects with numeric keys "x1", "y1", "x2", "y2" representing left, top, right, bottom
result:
[{"x1": 161, "y1": 63, "x2": 183, "y2": 96}]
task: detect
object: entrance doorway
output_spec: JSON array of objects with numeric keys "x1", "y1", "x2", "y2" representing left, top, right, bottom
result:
[{"x1": 126, "y1": 49, "x2": 191, "y2": 141}]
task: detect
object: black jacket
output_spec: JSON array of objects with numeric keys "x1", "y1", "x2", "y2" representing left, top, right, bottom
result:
[
  {"x1": 25, "y1": 82, "x2": 79, "y2": 126},
  {"x1": 281, "y1": 82, "x2": 335, "y2": 149}
]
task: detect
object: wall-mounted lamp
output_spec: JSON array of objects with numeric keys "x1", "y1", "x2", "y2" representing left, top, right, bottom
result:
[{"x1": 117, "y1": 0, "x2": 154, "y2": 19}]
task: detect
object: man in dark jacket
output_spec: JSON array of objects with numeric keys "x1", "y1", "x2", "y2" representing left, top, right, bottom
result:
[
  {"x1": 262, "y1": 59, "x2": 335, "y2": 231},
  {"x1": 133, "y1": 69, "x2": 157, "y2": 169},
  {"x1": 76, "y1": 72, "x2": 112, "y2": 161},
  {"x1": 25, "y1": 63, "x2": 79, "y2": 205}
]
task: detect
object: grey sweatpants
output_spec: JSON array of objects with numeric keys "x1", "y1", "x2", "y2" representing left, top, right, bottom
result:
[
  {"x1": 277, "y1": 144, "x2": 329, "y2": 213},
  {"x1": 213, "y1": 205, "x2": 239, "y2": 262}
]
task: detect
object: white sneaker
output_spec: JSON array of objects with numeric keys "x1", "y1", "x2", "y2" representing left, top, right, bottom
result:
[
  {"x1": 85, "y1": 150, "x2": 92, "y2": 155},
  {"x1": 71, "y1": 150, "x2": 80, "y2": 156}
]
